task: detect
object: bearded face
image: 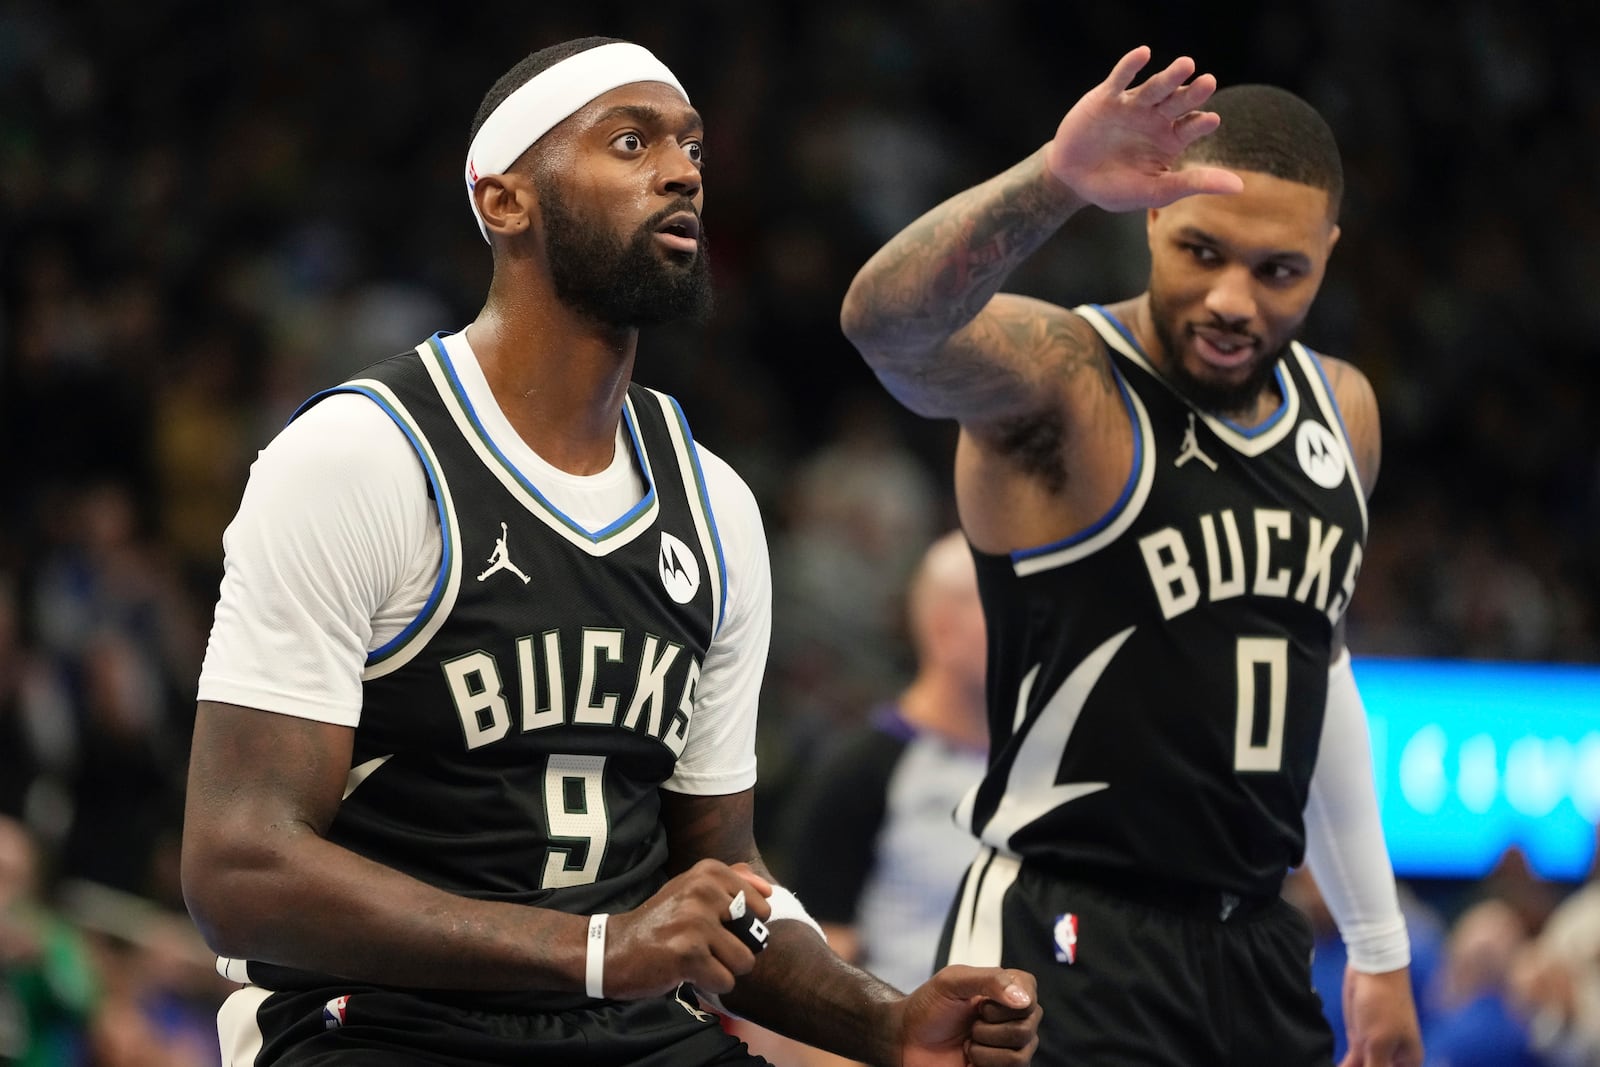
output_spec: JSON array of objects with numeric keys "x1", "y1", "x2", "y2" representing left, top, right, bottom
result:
[{"x1": 537, "y1": 175, "x2": 713, "y2": 329}]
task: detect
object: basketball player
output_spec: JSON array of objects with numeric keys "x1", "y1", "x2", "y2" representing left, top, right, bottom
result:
[
  {"x1": 181, "y1": 37, "x2": 1040, "y2": 1067},
  {"x1": 840, "y1": 46, "x2": 1423, "y2": 1067}
]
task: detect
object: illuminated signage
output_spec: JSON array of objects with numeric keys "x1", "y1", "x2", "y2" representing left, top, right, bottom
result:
[{"x1": 1354, "y1": 658, "x2": 1600, "y2": 881}]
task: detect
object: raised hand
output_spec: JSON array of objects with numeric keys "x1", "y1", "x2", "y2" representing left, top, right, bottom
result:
[
  {"x1": 898, "y1": 965, "x2": 1040, "y2": 1067},
  {"x1": 602, "y1": 859, "x2": 772, "y2": 999},
  {"x1": 1043, "y1": 45, "x2": 1244, "y2": 212}
]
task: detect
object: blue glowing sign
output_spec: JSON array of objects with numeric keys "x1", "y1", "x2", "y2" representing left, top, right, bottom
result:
[{"x1": 1353, "y1": 657, "x2": 1600, "y2": 881}]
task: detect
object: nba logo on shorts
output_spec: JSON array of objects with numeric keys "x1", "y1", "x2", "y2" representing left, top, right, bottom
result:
[
  {"x1": 322, "y1": 995, "x2": 351, "y2": 1029},
  {"x1": 1053, "y1": 912, "x2": 1079, "y2": 964}
]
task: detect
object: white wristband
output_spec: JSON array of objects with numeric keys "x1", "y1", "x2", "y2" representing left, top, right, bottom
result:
[{"x1": 585, "y1": 913, "x2": 609, "y2": 999}]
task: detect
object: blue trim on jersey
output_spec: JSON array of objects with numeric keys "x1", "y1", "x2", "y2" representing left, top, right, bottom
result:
[
  {"x1": 1089, "y1": 303, "x2": 1292, "y2": 439},
  {"x1": 666, "y1": 394, "x2": 729, "y2": 634},
  {"x1": 292, "y1": 384, "x2": 453, "y2": 667},
  {"x1": 1301, "y1": 344, "x2": 1354, "y2": 442},
  {"x1": 1217, "y1": 364, "x2": 1291, "y2": 438},
  {"x1": 1011, "y1": 364, "x2": 1142, "y2": 562},
  {"x1": 425, "y1": 334, "x2": 658, "y2": 543}
]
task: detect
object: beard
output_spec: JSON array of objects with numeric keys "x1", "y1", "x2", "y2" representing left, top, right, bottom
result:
[
  {"x1": 537, "y1": 179, "x2": 714, "y2": 329},
  {"x1": 1149, "y1": 289, "x2": 1285, "y2": 417}
]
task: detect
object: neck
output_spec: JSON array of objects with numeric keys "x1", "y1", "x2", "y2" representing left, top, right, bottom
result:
[
  {"x1": 897, "y1": 671, "x2": 987, "y2": 751},
  {"x1": 466, "y1": 291, "x2": 639, "y2": 475}
]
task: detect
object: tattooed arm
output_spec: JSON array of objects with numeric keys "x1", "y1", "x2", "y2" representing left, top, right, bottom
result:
[{"x1": 841, "y1": 45, "x2": 1243, "y2": 436}]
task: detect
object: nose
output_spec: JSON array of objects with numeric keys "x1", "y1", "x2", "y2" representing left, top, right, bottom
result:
[
  {"x1": 1204, "y1": 265, "x2": 1256, "y2": 326},
  {"x1": 657, "y1": 140, "x2": 701, "y2": 200}
]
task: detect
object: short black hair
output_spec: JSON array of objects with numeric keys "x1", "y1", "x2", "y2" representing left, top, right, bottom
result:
[
  {"x1": 1177, "y1": 84, "x2": 1344, "y2": 218},
  {"x1": 468, "y1": 36, "x2": 628, "y2": 150}
]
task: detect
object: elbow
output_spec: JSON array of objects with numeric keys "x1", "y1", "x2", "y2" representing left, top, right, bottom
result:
[
  {"x1": 180, "y1": 826, "x2": 290, "y2": 959},
  {"x1": 838, "y1": 285, "x2": 878, "y2": 357}
]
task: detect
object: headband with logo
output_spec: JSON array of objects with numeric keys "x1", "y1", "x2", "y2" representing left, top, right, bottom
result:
[{"x1": 465, "y1": 42, "x2": 688, "y2": 242}]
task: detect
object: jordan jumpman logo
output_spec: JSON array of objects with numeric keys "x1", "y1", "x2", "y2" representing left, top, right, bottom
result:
[{"x1": 477, "y1": 522, "x2": 532, "y2": 583}]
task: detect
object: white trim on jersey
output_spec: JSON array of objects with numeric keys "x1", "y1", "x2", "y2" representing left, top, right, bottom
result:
[
  {"x1": 1012, "y1": 380, "x2": 1158, "y2": 576},
  {"x1": 975, "y1": 626, "x2": 1131, "y2": 851},
  {"x1": 198, "y1": 351, "x2": 768, "y2": 788},
  {"x1": 1077, "y1": 304, "x2": 1301, "y2": 457},
  {"x1": 217, "y1": 984, "x2": 272, "y2": 1067},
  {"x1": 946, "y1": 846, "x2": 1020, "y2": 968},
  {"x1": 651, "y1": 390, "x2": 726, "y2": 634},
  {"x1": 1290, "y1": 343, "x2": 1370, "y2": 538},
  {"x1": 346, "y1": 379, "x2": 466, "y2": 681},
  {"x1": 420, "y1": 335, "x2": 662, "y2": 557}
]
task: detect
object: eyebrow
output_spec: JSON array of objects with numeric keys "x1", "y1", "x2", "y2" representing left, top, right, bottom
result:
[
  {"x1": 1176, "y1": 226, "x2": 1311, "y2": 266},
  {"x1": 590, "y1": 103, "x2": 704, "y2": 137}
]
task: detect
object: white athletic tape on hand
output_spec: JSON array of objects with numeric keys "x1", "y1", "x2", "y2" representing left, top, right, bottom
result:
[
  {"x1": 728, "y1": 889, "x2": 747, "y2": 921},
  {"x1": 585, "y1": 913, "x2": 609, "y2": 999}
]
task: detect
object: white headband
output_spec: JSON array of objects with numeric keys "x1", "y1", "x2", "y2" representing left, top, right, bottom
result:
[{"x1": 465, "y1": 42, "x2": 689, "y2": 242}]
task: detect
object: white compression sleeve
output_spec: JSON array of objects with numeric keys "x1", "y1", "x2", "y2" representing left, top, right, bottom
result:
[{"x1": 1301, "y1": 649, "x2": 1411, "y2": 974}]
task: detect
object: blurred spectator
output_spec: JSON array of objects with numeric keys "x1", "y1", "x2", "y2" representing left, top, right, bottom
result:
[
  {"x1": 780, "y1": 530, "x2": 988, "y2": 990},
  {"x1": 741, "y1": 530, "x2": 989, "y2": 1067},
  {"x1": 1422, "y1": 898, "x2": 1542, "y2": 1067},
  {"x1": 0, "y1": 816, "x2": 97, "y2": 1067},
  {"x1": 1512, "y1": 874, "x2": 1600, "y2": 1066}
]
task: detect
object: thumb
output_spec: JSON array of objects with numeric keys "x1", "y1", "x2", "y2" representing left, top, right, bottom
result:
[{"x1": 931, "y1": 965, "x2": 1034, "y2": 1010}]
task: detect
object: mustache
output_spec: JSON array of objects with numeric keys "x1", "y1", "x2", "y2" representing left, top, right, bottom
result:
[{"x1": 641, "y1": 200, "x2": 704, "y2": 237}]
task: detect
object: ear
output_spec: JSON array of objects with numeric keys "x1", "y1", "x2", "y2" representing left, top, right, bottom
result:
[
  {"x1": 473, "y1": 173, "x2": 536, "y2": 239},
  {"x1": 1326, "y1": 222, "x2": 1342, "y2": 254}
]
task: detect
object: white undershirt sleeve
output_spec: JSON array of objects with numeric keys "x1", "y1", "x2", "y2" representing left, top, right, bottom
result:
[
  {"x1": 197, "y1": 394, "x2": 434, "y2": 725},
  {"x1": 1301, "y1": 649, "x2": 1411, "y2": 974},
  {"x1": 662, "y1": 445, "x2": 768, "y2": 796}
]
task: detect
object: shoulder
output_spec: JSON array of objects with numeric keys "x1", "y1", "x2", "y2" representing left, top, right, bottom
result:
[
  {"x1": 242, "y1": 392, "x2": 431, "y2": 543},
  {"x1": 1311, "y1": 354, "x2": 1381, "y2": 498},
  {"x1": 692, "y1": 442, "x2": 767, "y2": 548}
]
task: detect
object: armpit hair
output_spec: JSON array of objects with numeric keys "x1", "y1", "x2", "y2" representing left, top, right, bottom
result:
[{"x1": 991, "y1": 409, "x2": 1068, "y2": 495}]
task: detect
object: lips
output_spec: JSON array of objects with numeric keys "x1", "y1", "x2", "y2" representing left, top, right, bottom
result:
[
  {"x1": 654, "y1": 211, "x2": 701, "y2": 254},
  {"x1": 1191, "y1": 328, "x2": 1257, "y2": 370}
]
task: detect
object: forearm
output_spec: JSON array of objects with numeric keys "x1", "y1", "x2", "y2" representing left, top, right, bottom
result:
[
  {"x1": 840, "y1": 146, "x2": 1084, "y2": 361},
  {"x1": 184, "y1": 823, "x2": 586, "y2": 991},
  {"x1": 1302, "y1": 650, "x2": 1410, "y2": 973},
  {"x1": 723, "y1": 921, "x2": 905, "y2": 1067}
]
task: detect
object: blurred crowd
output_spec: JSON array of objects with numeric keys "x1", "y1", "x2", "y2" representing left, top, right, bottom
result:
[{"x1": 1, "y1": 1, "x2": 1597, "y2": 1063}]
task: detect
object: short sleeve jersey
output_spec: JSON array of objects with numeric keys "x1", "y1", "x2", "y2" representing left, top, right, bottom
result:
[{"x1": 201, "y1": 333, "x2": 767, "y2": 1008}]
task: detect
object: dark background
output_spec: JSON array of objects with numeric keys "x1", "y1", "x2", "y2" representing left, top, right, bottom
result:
[{"x1": 0, "y1": 1, "x2": 1595, "y2": 1061}]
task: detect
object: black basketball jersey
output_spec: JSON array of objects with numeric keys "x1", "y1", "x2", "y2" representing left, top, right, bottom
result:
[
  {"x1": 224, "y1": 334, "x2": 728, "y2": 1008},
  {"x1": 959, "y1": 304, "x2": 1369, "y2": 898}
]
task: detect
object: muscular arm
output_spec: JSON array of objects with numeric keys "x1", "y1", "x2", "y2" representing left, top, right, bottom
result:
[
  {"x1": 840, "y1": 149, "x2": 1101, "y2": 435},
  {"x1": 182, "y1": 701, "x2": 588, "y2": 989}
]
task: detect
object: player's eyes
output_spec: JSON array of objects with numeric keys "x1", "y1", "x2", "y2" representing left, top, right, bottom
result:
[{"x1": 614, "y1": 132, "x2": 644, "y2": 152}]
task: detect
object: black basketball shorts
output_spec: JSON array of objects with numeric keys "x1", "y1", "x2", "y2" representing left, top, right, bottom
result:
[
  {"x1": 939, "y1": 847, "x2": 1335, "y2": 1067},
  {"x1": 217, "y1": 983, "x2": 773, "y2": 1067}
]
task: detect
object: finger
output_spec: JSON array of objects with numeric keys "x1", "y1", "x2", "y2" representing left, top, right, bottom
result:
[
  {"x1": 1102, "y1": 45, "x2": 1153, "y2": 93},
  {"x1": 975, "y1": 997, "x2": 1035, "y2": 1023},
  {"x1": 1163, "y1": 164, "x2": 1244, "y2": 200},
  {"x1": 1156, "y1": 73, "x2": 1220, "y2": 119},
  {"x1": 969, "y1": 1011, "x2": 1041, "y2": 1048},
  {"x1": 932, "y1": 965, "x2": 1035, "y2": 1010},
  {"x1": 728, "y1": 863, "x2": 773, "y2": 897},
  {"x1": 1130, "y1": 54, "x2": 1199, "y2": 103},
  {"x1": 968, "y1": 1032, "x2": 1039, "y2": 1067}
]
